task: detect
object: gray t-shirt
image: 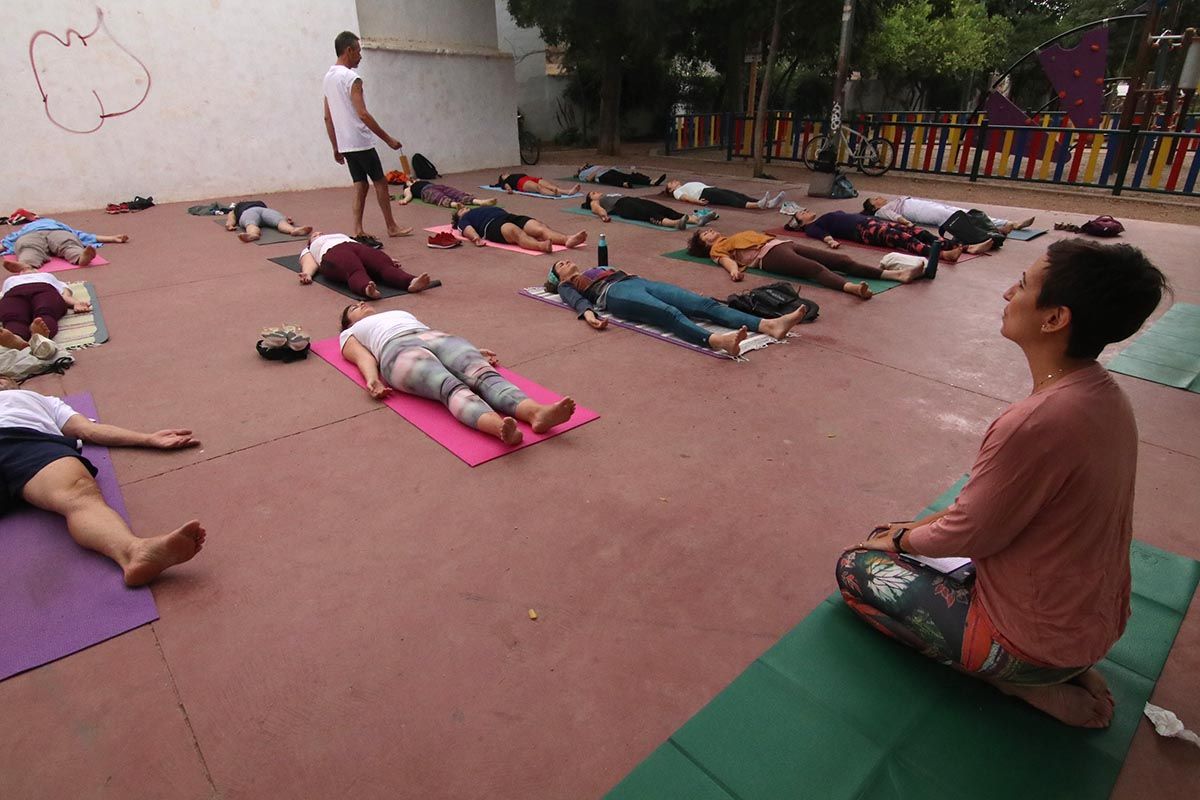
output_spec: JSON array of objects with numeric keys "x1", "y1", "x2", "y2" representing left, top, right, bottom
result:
[{"x1": 598, "y1": 194, "x2": 622, "y2": 213}]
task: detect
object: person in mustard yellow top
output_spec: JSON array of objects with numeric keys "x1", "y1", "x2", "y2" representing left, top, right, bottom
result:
[{"x1": 687, "y1": 228, "x2": 927, "y2": 299}]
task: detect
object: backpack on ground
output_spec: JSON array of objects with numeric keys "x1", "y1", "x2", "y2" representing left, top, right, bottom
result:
[
  {"x1": 830, "y1": 174, "x2": 858, "y2": 199},
  {"x1": 412, "y1": 153, "x2": 440, "y2": 179},
  {"x1": 1054, "y1": 215, "x2": 1125, "y2": 237},
  {"x1": 724, "y1": 282, "x2": 819, "y2": 322},
  {"x1": 939, "y1": 209, "x2": 995, "y2": 246}
]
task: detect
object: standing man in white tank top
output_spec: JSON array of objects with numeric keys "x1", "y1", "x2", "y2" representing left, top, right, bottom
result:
[{"x1": 322, "y1": 31, "x2": 411, "y2": 245}]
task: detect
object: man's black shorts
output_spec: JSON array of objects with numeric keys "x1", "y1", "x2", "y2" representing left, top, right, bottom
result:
[
  {"x1": 0, "y1": 428, "x2": 97, "y2": 513},
  {"x1": 483, "y1": 214, "x2": 533, "y2": 243},
  {"x1": 342, "y1": 148, "x2": 385, "y2": 184}
]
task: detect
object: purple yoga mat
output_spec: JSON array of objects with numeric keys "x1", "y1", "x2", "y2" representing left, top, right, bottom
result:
[{"x1": 0, "y1": 393, "x2": 158, "y2": 681}]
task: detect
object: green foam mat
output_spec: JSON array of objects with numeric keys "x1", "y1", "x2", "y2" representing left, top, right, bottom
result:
[
  {"x1": 1108, "y1": 303, "x2": 1200, "y2": 392},
  {"x1": 662, "y1": 249, "x2": 901, "y2": 295},
  {"x1": 562, "y1": 204, "x2": 706, "y2": 231},
  {"x1": 607, "y1": 479, "x2": 1200, "y2": 800},
  {"x1": 1005, "y1": 228, "x2": 1048, "y2": 241}
]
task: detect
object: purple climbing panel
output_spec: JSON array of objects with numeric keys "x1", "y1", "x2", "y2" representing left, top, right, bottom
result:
[{"x1": 1039, "y1": 27, "x2": 1108, "y2": 129}]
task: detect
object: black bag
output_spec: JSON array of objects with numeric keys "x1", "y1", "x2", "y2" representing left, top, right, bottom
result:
[
  {"x1": 412, "y1": 153, "x2": 440, "y2": 179},
  {"x1": 830, "y1": 174, "x2": 858, "y2": 199},
  {"x1": 939, "y1": 209, "x2": 993, "y2": 246},
  {"x1": 964, "y1": 209, "x2": 1005, "y2": 248},
  {"x1": 725, "y1": 282, "x2": 819, "y2": 321}
]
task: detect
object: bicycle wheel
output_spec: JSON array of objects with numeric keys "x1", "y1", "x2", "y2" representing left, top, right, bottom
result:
[
  {"x1": 801, "y1": 135, "x2": 830, "y2": 170},
  {"x1": 857, "y1": 137, "x2": 895, "y2": 176},
  {"x1": 519, "y1": 130, "x2": 540, "y2": 166}
]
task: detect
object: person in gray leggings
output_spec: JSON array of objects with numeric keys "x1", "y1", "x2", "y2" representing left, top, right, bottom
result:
[{"x1": 225, "y1": 200, "x2": 312, "y2": 243}]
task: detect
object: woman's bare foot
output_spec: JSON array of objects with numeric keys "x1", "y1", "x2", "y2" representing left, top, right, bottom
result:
[
  {"x1": 387, "y1": 226, "x2": 414, "y2": 237},
  {"x1": 477, "y1": 197, "x2": 497, "y2": 206},
  {"x1": 123, "y1": 520, "x2": 206, "y2": 587},
  {"x1": 568, "y1": 183, "x2": 581, "y2": 194},
  {"x1": 291, "y1": 226, "x2": 313, "y2": 237},
  {"x1": 708, "y1": 326, "x2": 749, "y2": 356},
  {"x1": 3, "y1": 258, "x2": 27, "y2": 274},
  {"x1": 966, "y1": 238, "x2": 994, "y2": 255},
  {"x1": 238, "y1": 232, "x2": 260, "y2": 243},
  {"x1": 0, "y1": 328, "x2": 29, "y2": 349},
  {"x1": 407, "y1": 273, "x2": 432, "y2": 292},
  {"x1": 363, "y1": 281, "x2": 382, "y2": 299},
  {"x1": 998, "y1": 223, "x2": 1014, "y2": 235},
  {"x1": 760, "y1": 305, "x2": 809, "y2": 339},
  {"x1": 30, "y1": 318, "x2": 52, "y2": 338},
  {"x1": 565, "y1": 231, "x2": 588, "y2": 248},
  {"x1": 77, "y1": 246, "x2": 97, "y2": 266},
  {"x1": 499, "y1": 417, "x2": 523, "y2": 446},
  {"x1": 1016, "y1": 216, "x2": 1036, "y2": 230},
  {"x1": 992, "y1": 669, "x2": 1114, "y2": 728},
  {"x1": 885, "y1": 263, "x2": 925, "y2": 283},
  {"x1": 942, "y1": 245, "x2": 963, "y2": 262},
  {"x1": 529, "y1": 396, "x2": 576, "y2": 433}
]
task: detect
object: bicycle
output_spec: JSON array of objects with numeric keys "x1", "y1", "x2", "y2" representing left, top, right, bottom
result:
[
  {"x1": 801, "y1": 125, "x2": 894, "y2": 176},
  {"x1": 518, "y1": 112, "x2": 540, "y2": 166}
]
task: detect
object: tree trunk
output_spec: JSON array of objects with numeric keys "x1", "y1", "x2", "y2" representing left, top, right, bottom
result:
[
  {"x1": 597, "y1": 56, "x2": 622, "y2": 156},
  {"x1": 721, "y1": 21, "x2": 747, "y2": 111},
  {"x1": 752, "y1": 0, "x2": 783, "y2": 178}
]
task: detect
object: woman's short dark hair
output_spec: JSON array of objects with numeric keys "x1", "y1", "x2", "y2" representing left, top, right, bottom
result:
[
  {"x1": 450, "y1": 207, "x2": 462, "y2": 225},
  {"x1": 686, "y1": 230, "x2": 712, "y2": 258},
  {"x1": 334, "y1": 31, "x2": 359, "y2": 56},
  {"x1": 862, "y1": 198, "x2": 877, "y2": 214},
  {"x1": 1038, "y1": 239, "x2": 1170, "y2": 359},
  {"x1": 340, "y1": 305, "x2": 354, "y2": 331},
  {"x1": 580, "y1": 196, "x2": 593, "y2": 210}
]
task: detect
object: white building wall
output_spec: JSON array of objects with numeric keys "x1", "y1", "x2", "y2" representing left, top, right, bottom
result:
[
  {"x1": 0, "y1": 0, "x2": 517, "y2": 214},
  {"x1": 494, "y1": 1, "x2": 570, "y2": 141}
]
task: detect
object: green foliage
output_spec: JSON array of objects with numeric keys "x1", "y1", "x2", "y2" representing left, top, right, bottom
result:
[{"x1": 867, "y1": 0, "x2": 1012, "y2": 84}]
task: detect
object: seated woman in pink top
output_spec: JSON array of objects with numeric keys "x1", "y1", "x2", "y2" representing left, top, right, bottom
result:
[{"x1": 836, "y1": 239, "x2": 1168, "y2": 728}]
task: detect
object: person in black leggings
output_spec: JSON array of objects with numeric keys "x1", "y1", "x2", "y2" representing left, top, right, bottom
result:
[
  {"x1": 577, "y1": 165, "x2": 666, "y2": 187},
  {"x1": 663, "y1": 180, "x2": 785, "y2": 210},
  {"x1": 581, "y1": 192, "x2": 717, "y2": 230}
]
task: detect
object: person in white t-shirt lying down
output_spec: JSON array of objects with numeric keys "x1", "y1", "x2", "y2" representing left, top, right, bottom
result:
[
  {"x1": 0, "y1": 382, "x2": 204, "y2": 586},
  {"x1": 663, "y1": 180, "x2": 786, "y2": 210},
  {"x1": 862, "y1": 196, "x2": 1035, "y2": 235},
  {"x1": 0, "y1": 260, "x2": 92, "y2": 345},
  {"x1": 338, "y1": 304, "x2": 576, "y2": 446},
  {"x1": 298, "y1": 231, "x2": 433, "y2": 299}
]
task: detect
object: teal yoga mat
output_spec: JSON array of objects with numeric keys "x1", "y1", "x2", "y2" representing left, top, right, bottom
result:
[
  {"x1": 1108, "y1": 303, "x2": 1200, "y2": 392},
  {"x1": 561, "y1": 204, "x2": 706, "y2": 231},
  {"x1": 662, "y1": 249, "x2": 901, "y2": 295},
  {"x1": 606, "y1": 479, "x2": 1200, "y2": 800},
  {"x1": 1006, "y1": 228, "x2": 1048, "y2": 241}
]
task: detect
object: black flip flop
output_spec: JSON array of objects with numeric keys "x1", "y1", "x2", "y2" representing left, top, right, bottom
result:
[{"x1": 354, "y1": 235, "x2": 383, "y2": 249}]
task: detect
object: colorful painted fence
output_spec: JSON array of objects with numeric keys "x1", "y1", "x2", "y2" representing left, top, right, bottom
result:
[{"x1": 666, "y1": 111, "x2": 1200, "y2": 197}]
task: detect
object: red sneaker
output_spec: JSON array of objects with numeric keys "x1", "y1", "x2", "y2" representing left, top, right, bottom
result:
[{"x1": 426, "y1": 231, "x2": 460, "y2": 249}]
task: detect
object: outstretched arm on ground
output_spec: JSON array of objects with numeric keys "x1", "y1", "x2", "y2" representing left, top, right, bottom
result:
[
  {"x1": 298, "y1": 253, "x2": 319, "y2": 284},
  {"x1": 589, "y1": 200, "x2": 611, "y2": 222},
  {"x1": 341, "y1": 335, "x2": 390, "y2": 399},
  {"x1": 715, "y1": 255, "x2": 744, "y2": 281},
  {"x1": 61, "y1": 415, "x2": 200, "y2": 449}
]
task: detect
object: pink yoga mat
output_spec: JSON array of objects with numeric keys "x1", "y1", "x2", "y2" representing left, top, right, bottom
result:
[
  {"x1": 311, "y1": 338, "x2": 599, "y2": 466},
  {"x1": 762, "y1": 228, "x2": 984, "y2": 263},
  {"x1": 424, "y1": 225, "x2": 572, "y2": 255},
  {"x1": 0, "y1": 393, "x2": 158, "y2": 682},
  {"x1": 2, "y1": 252, "x2": 110, "y2": 273}
]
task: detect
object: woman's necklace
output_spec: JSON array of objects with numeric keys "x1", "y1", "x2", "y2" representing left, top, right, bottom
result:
[{"x1": 1033, "y1": 366, "x2": 1068, "y2": 391}]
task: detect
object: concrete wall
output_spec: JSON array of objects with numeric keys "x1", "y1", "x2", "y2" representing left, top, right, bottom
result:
[
  {"x1": 494, "y1": 1, "x2": 570, "y2": 141},
  {"x1": 1, "y1": 0, "x2": 517, "y2": 214}
]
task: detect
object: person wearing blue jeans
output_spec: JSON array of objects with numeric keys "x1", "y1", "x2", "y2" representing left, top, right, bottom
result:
[{"x1": 546, "y1": 259, "x2": 807, "y2": 356}]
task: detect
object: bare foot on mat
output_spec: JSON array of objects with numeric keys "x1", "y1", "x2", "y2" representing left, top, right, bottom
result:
[
  {"x1": 30, "y1": 318, "x2": 51, "y2": 338},
  {"x1": 709, "y1": 326, "x2": 748, "y2": 356}
]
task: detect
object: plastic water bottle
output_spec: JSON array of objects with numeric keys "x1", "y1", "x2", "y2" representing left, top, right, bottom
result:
[{"x1": 597, "y1": 233, "x2": 608, "y2": 267}]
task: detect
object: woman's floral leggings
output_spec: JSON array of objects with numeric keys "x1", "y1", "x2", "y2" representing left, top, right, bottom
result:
[
  {"x1": 836, "y1": 548, "x2": 1089, "y2": 686},
  {"x1": 856, "y1": 220, "x2": 942, "y2": 257}
]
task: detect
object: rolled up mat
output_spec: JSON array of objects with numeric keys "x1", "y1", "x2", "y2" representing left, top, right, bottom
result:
[{"x1": 0, "y1": 393, "x2": 158, "y2": 682}]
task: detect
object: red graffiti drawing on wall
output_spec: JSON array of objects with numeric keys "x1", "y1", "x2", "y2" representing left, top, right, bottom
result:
[{"x1": 29, "y1": 7, "x2": 151, "y2": 134}]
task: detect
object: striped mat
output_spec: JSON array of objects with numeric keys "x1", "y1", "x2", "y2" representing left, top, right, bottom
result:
[
  {"x1": 519, "y1": 286, "x2": 789, "y2": 361},
  {"x1": 54, "y1": 282, "x2": 109, "y2": 350}
]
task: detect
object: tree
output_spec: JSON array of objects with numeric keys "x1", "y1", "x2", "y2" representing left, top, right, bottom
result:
[
  {"x1": 753, "y1": 0, "x2": 784, "y2": 177},
  {"x1": 866, "y1": 0, "x2": 1012, "y2": 107},
  {"x1": 507, "y1": 0, "x2": 678, "y2": 155}
]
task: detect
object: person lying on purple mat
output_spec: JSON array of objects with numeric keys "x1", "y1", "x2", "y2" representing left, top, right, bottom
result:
[
  {"x1": 0, "y1": 380, "x2": 205, "y2": 586},
  {"x1": 394, "y1": 178, "x2": 496, "y2": 209}
]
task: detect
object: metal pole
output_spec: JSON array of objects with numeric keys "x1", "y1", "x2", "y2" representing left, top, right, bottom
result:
[{"x1": 816, "y1": 0, "x2": 856, "y2": 171}]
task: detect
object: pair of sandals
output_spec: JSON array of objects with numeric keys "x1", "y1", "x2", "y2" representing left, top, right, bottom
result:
[
  {"x1": 257, "y1": 324, "x2": 310, "y2": 362},
  {"x1": 353, "y1": 234, "x2": 384, "y2": 249}
]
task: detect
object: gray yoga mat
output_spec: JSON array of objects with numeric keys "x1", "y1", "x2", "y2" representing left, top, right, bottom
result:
[{"x1": 213, "y1": 218, "x2": 302, "y2": 245}]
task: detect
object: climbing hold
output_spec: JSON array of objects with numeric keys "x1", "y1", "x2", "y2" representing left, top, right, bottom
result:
[
  {"x1": 1075, "y1": 98, "x2": 1085, "y2": 107},
  {"x1": 1087, "y1": 117, "x2": 1096, "y2": 126},
  {"x1": 1091, "y1": 43, "x2": 1101, "y2": 52},
  {"x1": 1073, "y1": 69, "x2": 1082, "y2": 78},
  {"x1": 1059, "y1": 90, "x2": 1068, "y2": 99},
  {"x1": 1095, "y1": 77, "x2": 1104, "y2": 85}
]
